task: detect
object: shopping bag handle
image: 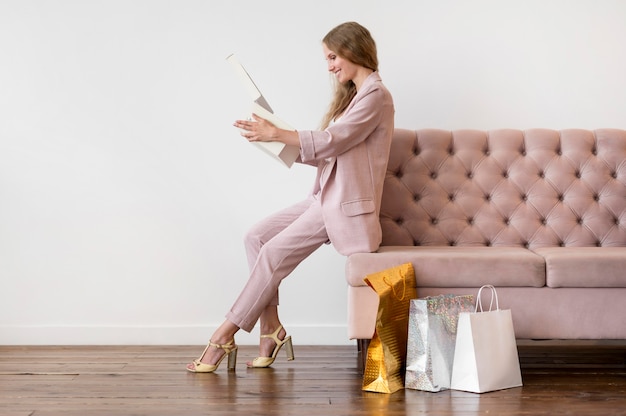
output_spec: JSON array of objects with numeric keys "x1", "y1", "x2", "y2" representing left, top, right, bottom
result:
[
  {"x1": 383, "y1": 274, "x2": 408, "y2": 301},
  {"x1": 475, "y1": 284, "x2": 499, "y2": 313}
]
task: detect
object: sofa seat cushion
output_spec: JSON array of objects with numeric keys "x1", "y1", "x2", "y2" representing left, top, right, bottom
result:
[
  {"x1": 346, "y1": 246, "x2": 545, "y2": 288},
  {"x1": 533, "y1": 247, "x2": 626, "y2": 288}
]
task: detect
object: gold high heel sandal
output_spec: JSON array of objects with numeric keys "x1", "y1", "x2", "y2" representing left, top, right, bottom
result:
[
  {"x1": 187, "y1": 339, "x2": 238, "y2": 373},
  {"x1": 248, "y1": 325, "x2": 294, "y2": 368}
]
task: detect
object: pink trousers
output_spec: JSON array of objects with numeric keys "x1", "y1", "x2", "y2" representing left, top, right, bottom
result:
[{"x1": 225, "y1": 195, "x2": 330, "y2": 332}]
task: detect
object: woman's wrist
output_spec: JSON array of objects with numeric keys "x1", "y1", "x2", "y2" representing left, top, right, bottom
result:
[{"x1": 277, "y1": 129, "x2": 300, "y2": 147}]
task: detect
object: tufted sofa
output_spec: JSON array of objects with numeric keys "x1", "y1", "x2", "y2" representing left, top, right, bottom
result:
[{"x1": 346, "y1": 128, "x2": 626, "y2": 351}]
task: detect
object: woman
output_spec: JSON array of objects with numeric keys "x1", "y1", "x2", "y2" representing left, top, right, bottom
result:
[{"x1": 187, "y1": 21, "x2": 394, "y2": 372}]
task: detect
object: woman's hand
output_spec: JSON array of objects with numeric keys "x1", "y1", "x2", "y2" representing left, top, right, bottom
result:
[
  {"x1": 233, "y1": 114, "x2": 300, "y2": 147},
  {"x1": 233, "y1": 114, "x2": 278, "y2": 143}
]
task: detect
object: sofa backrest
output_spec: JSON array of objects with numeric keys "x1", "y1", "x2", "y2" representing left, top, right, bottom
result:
[{"x1": 380, "y1": 128, "x2": 626, "y2": 249}]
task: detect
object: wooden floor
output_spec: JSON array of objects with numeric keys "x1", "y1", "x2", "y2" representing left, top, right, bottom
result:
[{"x1": 1, "y1": 342, "x2": 625, "y2": 416}]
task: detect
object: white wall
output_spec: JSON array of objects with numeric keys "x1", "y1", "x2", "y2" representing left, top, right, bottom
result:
[{"x1": 1, "y1": 0, "x2": 624, "y2": 345}]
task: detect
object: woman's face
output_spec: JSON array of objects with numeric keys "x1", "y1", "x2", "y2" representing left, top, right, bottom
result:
[{"x1": 323, "y1": 43, "x2": 359, "y2": 84}]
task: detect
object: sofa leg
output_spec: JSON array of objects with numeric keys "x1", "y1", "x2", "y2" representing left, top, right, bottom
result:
[{"x1": 357, "y1": 339, "x2": 371, "y2": 373}]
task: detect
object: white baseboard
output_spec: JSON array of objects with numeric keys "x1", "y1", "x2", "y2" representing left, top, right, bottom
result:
[{"x1": 0, "y1": 325, "x2": 355, "y2": 346}]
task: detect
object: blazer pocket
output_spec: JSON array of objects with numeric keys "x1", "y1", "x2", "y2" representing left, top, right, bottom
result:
[{"x1": 341, "y1": 198, "x2": 376, "y2": 217}]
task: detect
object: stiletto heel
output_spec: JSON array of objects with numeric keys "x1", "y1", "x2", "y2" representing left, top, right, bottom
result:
[
  {"x1": 186, "y1": 339, "x2": 238, "y2": 373},
  {"x1": 248, "y1": 325, "x2": 294, "y2": 368}
]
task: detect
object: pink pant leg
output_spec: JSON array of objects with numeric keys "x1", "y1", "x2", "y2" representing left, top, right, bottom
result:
[
  {"x1": 241, "y1": 197, "x2": 317, "y2": 307},
  {"x1": 226, "y1": 196, "x2": 329, "y2": 332}
]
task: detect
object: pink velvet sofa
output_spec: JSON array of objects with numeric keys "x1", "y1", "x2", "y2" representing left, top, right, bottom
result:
[{"x1": 346, "y1": 128, "x2": 626, "y2": 351}]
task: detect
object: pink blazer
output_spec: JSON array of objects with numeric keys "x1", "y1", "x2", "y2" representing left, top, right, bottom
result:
[{"x1": 298, "y1": 72, "x2": 395, "y2": 256}]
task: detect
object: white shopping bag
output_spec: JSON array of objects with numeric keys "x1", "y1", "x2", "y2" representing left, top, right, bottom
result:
[{"x1": 450, "y1": 285, "x2": 523, "y2": 393}]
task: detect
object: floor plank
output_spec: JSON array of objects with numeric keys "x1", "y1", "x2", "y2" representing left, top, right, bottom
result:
[{"x1": 0, "y1": 344, "x2": 625, "y2": 415}]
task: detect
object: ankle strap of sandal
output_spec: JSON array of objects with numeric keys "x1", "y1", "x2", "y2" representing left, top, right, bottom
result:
[
  {"x1": 208, "y1": 339, "x2": 236, "y2": 353},
  {"x1": 260, "y1": 325, "x2": 284, "y2": 343}
]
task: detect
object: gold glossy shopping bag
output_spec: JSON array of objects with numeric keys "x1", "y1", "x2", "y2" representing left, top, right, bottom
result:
[{"x1": 362, "y1": 262, "x2": 417, "y2": 393}]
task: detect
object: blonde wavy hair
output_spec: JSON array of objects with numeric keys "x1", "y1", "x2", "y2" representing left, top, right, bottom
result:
[{"x1": 320, "y1": 22, "x2": 379, "y2": 130}]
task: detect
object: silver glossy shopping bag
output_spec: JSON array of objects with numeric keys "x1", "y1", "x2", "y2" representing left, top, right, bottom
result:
[
  {"x1": 450, "y1": 285, "x2": 523, "y2": 393},
  {"x1": 405, "y1": 294, "x2": 474, "y2": 392}
]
